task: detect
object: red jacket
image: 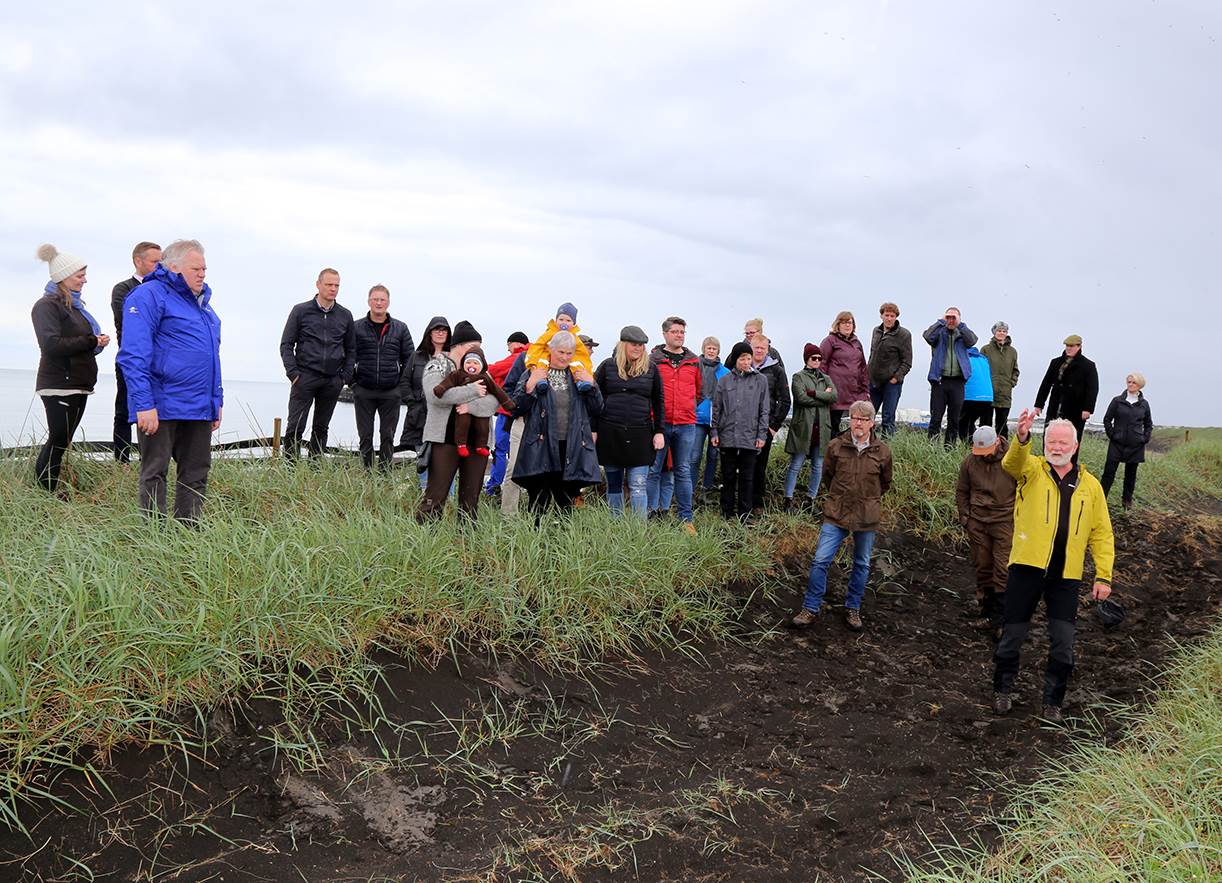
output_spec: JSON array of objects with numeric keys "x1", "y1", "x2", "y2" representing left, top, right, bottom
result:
[
  {"x1": 649, "y1": 345, "x2": 700, "y2": 425},
  {"x1": 489, "y1": 348, "x2": 523, "y2": 416}
]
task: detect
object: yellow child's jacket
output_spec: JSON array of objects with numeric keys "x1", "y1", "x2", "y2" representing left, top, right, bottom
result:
[
  {"x1": 524, "y1": 319, "x2": 593, "y2": 372},
  {"x1": 1002, "y1": 437, "x2": 1114, "y2": 584}
]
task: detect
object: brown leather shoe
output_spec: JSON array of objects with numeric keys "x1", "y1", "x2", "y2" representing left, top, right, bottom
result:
[
  {"x1": 789, "y1": 607, "x2": 820, "y2": 628},
  {"x1": 844, "y1": 609, "x2": 863, "y2": 631}
]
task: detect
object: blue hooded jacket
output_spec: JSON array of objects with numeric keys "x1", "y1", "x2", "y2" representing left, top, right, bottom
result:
[
  {"x1": 963, "y1": 348, "x2": 994, "y2": 403},
  {"x1": 117, "y1": 264, "x2": 223, "y2": 422}
]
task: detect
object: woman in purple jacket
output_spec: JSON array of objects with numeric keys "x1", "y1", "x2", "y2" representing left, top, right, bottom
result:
[{"x1": 819, "y1": 311, "x2": 870, "y2": 437}]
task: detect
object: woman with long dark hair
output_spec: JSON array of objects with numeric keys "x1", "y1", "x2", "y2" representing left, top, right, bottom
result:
[{"x1": 31, "y1": 244, "x2": 110, "y2": 495}]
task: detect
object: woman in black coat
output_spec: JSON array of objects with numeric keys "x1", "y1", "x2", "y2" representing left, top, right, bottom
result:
[
  {"x1": 1101, "y1": 372, "x2": 1153, "y2": 509},
  {"x1": 31, "y1": 244, "x2": 110, "y2": 495},
  {"x1": 398, "y1": 316, "x2": 449, "y2": 453},
  {"x1": 593, "y1": 325, "x2": 665, "y2": 517}
]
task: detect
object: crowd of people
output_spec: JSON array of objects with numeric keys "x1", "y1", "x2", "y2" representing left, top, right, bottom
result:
[{"x1": 30, "y1": 240, "x2": 1156, "y2": 722}]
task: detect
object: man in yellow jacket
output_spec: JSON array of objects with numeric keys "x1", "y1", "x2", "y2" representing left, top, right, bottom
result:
[{"x1": 992, "y1": 409, "x2": 1115, "y2": 723}]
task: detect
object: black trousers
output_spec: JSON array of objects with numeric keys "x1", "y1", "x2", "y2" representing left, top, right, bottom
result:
[
  {"x1": 113, "y1": 364, "x2": 133, "y2": 462},
  {"x1": 284, "y1": 372, "x2": 344, "y2": 460},
  {"x1": 750, "y1": 435, "x2": 773, "y2": 509},
  {"x1": 827, "y1": 409, "x2": 847, "y2": 439},
  {"x1": 352, "y1": 385, "x2": 401, "y2": 469},
  {"x1": 36, "y1": 393, "x2": 88, "y2": 493},
  {"x1": 720, "y1": 446, "x2": 757, "y2": 519},
  {"x1": 958, "y1": 401, "x2": 993, "y2": 442},
  {"x1": 928, "y1": 377, "x2": 966, "y2": 446},
  {"x1": 417, "y1": 442, "x2": 488, "y2": 521},
  {"x1": 137, "y1": 419, "x2": 213, "y2": 522},
  {"x1": 1101, "y1": 457, "x2": 1138, "y2": 503},
  {"x1": 993, "y1": 564, "x2": 1080, "y2": 707},
  {"x1": 993, "y1": 406, "x2": 1011, "y2": 439}
]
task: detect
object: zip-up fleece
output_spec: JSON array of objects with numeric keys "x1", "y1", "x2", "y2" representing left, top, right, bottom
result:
[{"x1": 1002, "y1": 437, "x2": 1114, "y2": 583}]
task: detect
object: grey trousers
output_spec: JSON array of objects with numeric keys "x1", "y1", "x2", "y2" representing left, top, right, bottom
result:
[
  {"x1": 137, "y1": 419, "x2": 213, "y2": 521},
  {"x1": 501, "y1": 419, "x2": 525, "y2": 515}
]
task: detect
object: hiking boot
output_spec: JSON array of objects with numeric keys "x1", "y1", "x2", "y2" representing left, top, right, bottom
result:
[
  {"x1": 683, "y1": 521, "x2": 697, "y2": 537},
  {"x1": 782, "y1": 497, "x2": 794, "y2": 513},
  {"x1": 1040, "y1": 705, "x2": 1064, "y2": 725},
  {"x1": 992, "y1": 692, "x2": 1013, "y2": 715},
  {"x1": 790, "y1": 607, "x2": 820, "y2": 629},
  {"x1": 844, "y1": 609, "x2": 863, "y2": 631}
]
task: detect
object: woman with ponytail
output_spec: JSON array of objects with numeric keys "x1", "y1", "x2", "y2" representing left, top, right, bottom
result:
[{"x1": 30, "y1": 244, "x2": 110, "y2": 494}]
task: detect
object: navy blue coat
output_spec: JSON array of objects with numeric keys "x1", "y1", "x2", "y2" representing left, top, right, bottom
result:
[
  {"x1": 117, "y1": 264, "x2": 222, "y2": 422},
  {"x1": 511, "y1": 371, "x2": 604, "y2": 485},
  {"x1": 923, "y1": 320, "x2": 978, "y2": 382}
]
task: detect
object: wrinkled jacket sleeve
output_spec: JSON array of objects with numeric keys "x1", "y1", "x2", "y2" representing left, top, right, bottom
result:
[
  {"x1": 711, "y1": 382, "x2": 724, "y2": 440},
  {"x1": 959, "y1": 323, "x2": 978, "y2": 349},
  {"x1": 755, "y1": 377, "x2": 770, "y2": 442},
  {"x1": 1089, "y1": 495, "x2": 1115, "y2": 584},
  {"x1": 1034, "y1": 360, "x2": 1057, "y2": 410},
  {"x1": 399, "y1": 325, "x2": 414, "y2": 379},
  {"x1": 923, "y1": 321, "x2": 944, "y2": 346},
  {"x1": 115, "y1": 287, "x2": 164, "y2": 413},
  {"x1": 955, "y1": 458, "x2": 972, "y2": 521},
  {"x1": 111, "y1": 282, "x2": 127, "y2": 338},
  {"x1": 897, "y1": 329, "x2": 913, "y2": 380},
  {"x1": 1103, "y1": 397, "x2": 1118, "y2": 440},
  {"x1": 770, "y1": 368, "x2": 791, "y2": 431},
  {"x1": 1002, "y1": 436, "x2": 1038, "y2": 482},
  {"x1": 1083, "y1": 362, "x2": 1099, "y2": 413},
  {"x1": 650, "y1": 366, "x2": 665, "y2": 433},
  {"x1": 1141, "y1": 401, "x2": 1153, "y2": 445},
  {"x1": 342, "y1": 316, "x2": 357, "y2": 384},
  {"x1": 879, "y1": 444, "x2": 893, "y2": 495},
  {"x1": 279, "y1": 305, "x2": 300, "y2": 379},
  {"x1": 1010, "y1": 351, "x2": 1020, "y2": 388}
]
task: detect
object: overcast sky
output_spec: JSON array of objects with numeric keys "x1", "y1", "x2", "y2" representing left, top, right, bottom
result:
[{"x1": 2, "y1": 1, "x2": 1218, "y2": 424}]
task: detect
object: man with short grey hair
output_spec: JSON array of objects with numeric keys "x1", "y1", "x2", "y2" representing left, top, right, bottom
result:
[
  {"x1": 923, "y1": 306, "x2": 977, "y2": 447},
  {"x1": 117, "y1": 239, "x2": 222, "y2": 522}
]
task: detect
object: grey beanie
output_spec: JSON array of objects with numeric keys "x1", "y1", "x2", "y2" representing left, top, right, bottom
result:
[{"x1": 991, "y1": 321, "x2": 1009, "y2": 334}]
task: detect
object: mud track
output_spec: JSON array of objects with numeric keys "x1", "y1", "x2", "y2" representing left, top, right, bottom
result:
[{"x1": 3, "y1": 512, "x2": 1219, "y2": 881}]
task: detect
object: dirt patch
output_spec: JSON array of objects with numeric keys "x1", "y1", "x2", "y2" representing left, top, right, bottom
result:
[{"x1": 1, "y1": 512, "x2": 1219, "y2": 881}]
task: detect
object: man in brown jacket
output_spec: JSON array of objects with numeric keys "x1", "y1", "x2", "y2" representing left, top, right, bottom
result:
[
  {"x1": 791, "y1": 400, "x2": 893, "y2": 631},
  {"x1": 955, "y1": 426, "x2": 1016, "y2": 637}
]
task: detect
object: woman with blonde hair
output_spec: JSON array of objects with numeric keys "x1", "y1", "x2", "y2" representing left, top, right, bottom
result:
[
  {"x1": 1101, "y1": 372, "x2": 1153, "y2": 510},
  {"x1": 30, "y1": 244, "x2": 110, "y2": 495},
  {"x1": 819, "y1": 310, "x2": 869, "y2": 436},
  {"x1": 593, "y1": 326, "x2": 664, "y2": 516}
]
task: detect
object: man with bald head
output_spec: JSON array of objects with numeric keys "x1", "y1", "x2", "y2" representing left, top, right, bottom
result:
[{"x1": 991, "y1": 409, "x2": 1114, "y2": 724}]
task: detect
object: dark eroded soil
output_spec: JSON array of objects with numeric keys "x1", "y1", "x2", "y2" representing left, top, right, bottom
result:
[{"x1": 3, "y1": 512, "x2": 1220, "y2": 882}]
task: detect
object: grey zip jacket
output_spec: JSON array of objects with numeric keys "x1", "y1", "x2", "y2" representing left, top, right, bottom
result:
[{"x1": 711, "y1": 369, "x2": 769, "y2": 449}]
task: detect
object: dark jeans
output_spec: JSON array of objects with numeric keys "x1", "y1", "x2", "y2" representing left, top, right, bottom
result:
[
  {"x1": 137, "y1": 419, "x2": 213, "y2": 522},
  {"x1": 993, "y1": 406, "x2": 1011, "y2": 439},
  {"x1": 284, "y1": 372, "x2": 344, "y2": 460},
  {"x1": 353, "y1": 385, "x2": 400, "y2": 469},
  {"x1": 719, "y1": 446, "x2": 757, "y2": 519},
  {"x1": 959, "y1": 401, "x2": 993, "y2": 442},
  {"x1": 993, "y1": 564, "x2": 1079, "y2": 707},
  {"x1": 524, "y1": 441, "x2": 579, "y2": 514},
  {"x1": 113, "y1": 364, "x2": 133, "y2": 462},
  {"x1": 869, "y1": 381, "x2": 903, "y2": 435},
  {"x1": 928, "y1": 376, "x2": 966, "y2": 446},
  {"x1": 417, "y1": 442, "x2": 488, "y2": 521},
  {"x1": 485, "y1": 413, "x2": 511, "y2": 491},
  {"x1": 36, "y1": 393, "x2": 88, "y2": 493},
  {"x1": 1101, "y1": 457, "x2": 1138, "y2": 503},
  {"x1": 827, "y1": 409, "x2": 847, "y2": 439},
  {"x1": 750, "y1": 435, "x2": 774, "y2": 509}
]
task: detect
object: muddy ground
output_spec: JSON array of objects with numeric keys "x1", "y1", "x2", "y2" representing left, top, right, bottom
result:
[{"x1": 3, "y1": 511, "x2": 1220, "y2": 882}]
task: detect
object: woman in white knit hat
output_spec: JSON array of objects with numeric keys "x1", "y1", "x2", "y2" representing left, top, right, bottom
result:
[{"x1": 30, "y1": 244, "x2": 111, "y2": 495}]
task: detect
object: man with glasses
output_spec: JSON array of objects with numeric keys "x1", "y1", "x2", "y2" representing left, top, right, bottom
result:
[{"x1": 789, "y1": 400, "x2": 892, "y2": 632}]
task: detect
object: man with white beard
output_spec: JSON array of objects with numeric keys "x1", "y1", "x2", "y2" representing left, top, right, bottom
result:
[{"x1": 991, "y1": 411, "x2": 1115, "y2": 724}]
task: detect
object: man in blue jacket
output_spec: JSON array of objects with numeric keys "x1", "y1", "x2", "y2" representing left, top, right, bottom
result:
[
  {"x1": 923, "y1": 306, "x2": 978, "y2": 447},
  {"x1": 279, "y1": 268, "x2": 355, "y2": 461},
  {"x1": 116, "y1": 239, "x2": 222, "y2": 522}
]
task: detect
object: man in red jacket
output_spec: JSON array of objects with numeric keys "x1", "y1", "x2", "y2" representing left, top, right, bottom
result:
[
  {"x1": 484, "y1": 331, "x2": 529, "y2": 495},
  {"x1": 648, "y1": 316, "x2": 702, "y2": 535}
]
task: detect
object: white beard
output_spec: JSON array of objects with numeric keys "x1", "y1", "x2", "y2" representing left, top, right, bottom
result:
[{"x1": 1047, "y1": 450, "x2": 1074, "y2": 467}]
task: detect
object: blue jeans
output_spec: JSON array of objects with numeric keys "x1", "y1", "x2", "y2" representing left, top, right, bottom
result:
[
  {"x1": 783, "y1": 450, "x2": 824, "y2": 499},
  {"x1": 803, "y1": 522, "x2": 876, "y2": 612},
  {"x1": 689, "y1": 424, "x2": 719, "y2": 491},
  {"x1": 869, "y1": 381, "x2": 903, "y2": 435},
  {"x1": 485, "y1": 414, "x2": 511, "y2": 492},
  {"x1": 604, "y1": 465, "x2": 649, "y2": 517},
  {"x1": 646, "y1": 423, "x2": 696, "y2": 521},
  {"x1": 667, "y1": 424, "x2": 712, "y2": 504}
]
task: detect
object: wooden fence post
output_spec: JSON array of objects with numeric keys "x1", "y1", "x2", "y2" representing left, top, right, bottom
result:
[
  {"x1": 1185, "y1": 429, "x2": 1191, "y2": 445},
  {"x1": 273, "y1": 417, "x2": 282, "y2": 457}
]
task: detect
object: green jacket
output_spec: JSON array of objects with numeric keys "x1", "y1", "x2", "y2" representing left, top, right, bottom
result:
[
  {"x1": 785, "y1": 368, "x2": 837, "y2": 456},
  {"x1": 980, "y1": 337, "x2": 1020, "y2": 407}
]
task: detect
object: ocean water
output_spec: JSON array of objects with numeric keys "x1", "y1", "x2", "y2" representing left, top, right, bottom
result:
[{"x1": 0, "y1": 368, "x2": 365, "y2": 449}]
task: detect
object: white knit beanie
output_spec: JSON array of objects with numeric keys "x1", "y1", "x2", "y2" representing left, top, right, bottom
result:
[{"x1": 36, "y1": 244, "x2": 87, "y2": 283}]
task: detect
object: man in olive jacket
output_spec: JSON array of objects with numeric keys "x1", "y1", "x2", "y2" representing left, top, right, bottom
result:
[
  {"x1": 867, "y1": 301, "x2": 912, "y2": 436},
  {"x1": 790, "y1": 400, "x2": 893, "y2": 632},
  {"x1": 992, "y1": 410, "x2": 1114, "y2": 723},
  {"x1": 980, "y1": 321, "x2": 1019, "y2": 438}
]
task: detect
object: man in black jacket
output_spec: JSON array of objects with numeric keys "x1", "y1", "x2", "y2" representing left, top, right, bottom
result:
[
  {"x1": 352, "y1": 285, "x2": 413, "y2": 470},
  {"x1": 279, "y1": 268, "x2": 356, "y2": 461},
  {"x1": 1033, "y1": 334, "x2": 1099, "y2": 443},
  {"x1": 110, "y1": 241, "x2": 161, "y2": 462}
]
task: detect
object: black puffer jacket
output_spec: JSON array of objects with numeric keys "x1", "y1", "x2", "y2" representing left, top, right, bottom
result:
[
  {"x1": 1103, "y1": 392, "x2": 1153, "y2": 463},
  {"x1": 31, "y1": 294, "x2": 99, "y2": 392},
  {"x1": 279, "y1": 299, "x2": 356, "y2": 381},
  {"x1": 593, "y1": 358, "x2": 664, "y2": 467},
  {"x1": 757, "y1": 358, "x2": 792, "y2": 432},
  {"x1": 352, "y1": 313, "x2": 413, "y2": 390}
]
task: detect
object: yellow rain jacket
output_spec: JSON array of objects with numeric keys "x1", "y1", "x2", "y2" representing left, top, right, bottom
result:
[
  {"x1": 1003, "y1": 437, "x2": 1115, "y2": 584},
  {"x1": 524, "y1": 319, "x2": 593, "y2": 373}
]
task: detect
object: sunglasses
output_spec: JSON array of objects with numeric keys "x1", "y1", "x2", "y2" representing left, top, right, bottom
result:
[{"x1": 808, "y1": 355, "x2": 822, "y2": 361}]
